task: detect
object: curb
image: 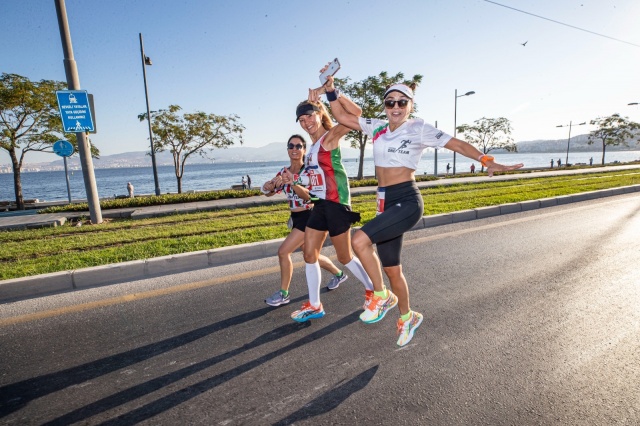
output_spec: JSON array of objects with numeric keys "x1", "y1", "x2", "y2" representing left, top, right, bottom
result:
[{"x1": 1, "y1": 184, "x2": 639, "y2": 303}]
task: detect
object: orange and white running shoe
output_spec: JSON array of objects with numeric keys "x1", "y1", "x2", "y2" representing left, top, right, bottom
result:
[
  {"x1": 291, "y1": 301, "x2": 325, "y2": 322},
  {"x1": 359, "y1": 291, "x2": 397, "y2": 324},
  {"x1": 363, "y1": 290, "x2": 374, "y2": 310}
]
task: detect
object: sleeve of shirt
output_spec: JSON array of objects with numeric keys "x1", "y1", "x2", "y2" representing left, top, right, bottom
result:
[
  {"x1": 358, "y1": 117, "x2": 383, "y2": 138},
  {"x1": 420, "y1": 120, "x2": 452, "y2": 148}
]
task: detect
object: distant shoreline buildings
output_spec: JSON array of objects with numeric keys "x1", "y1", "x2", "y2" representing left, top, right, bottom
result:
[{"x1": 2, "y1": 136, "x2": 639, "y2": 173}]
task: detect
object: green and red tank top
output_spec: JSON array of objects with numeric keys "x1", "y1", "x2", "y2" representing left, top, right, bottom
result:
[{"x1": 304, "y1": 132, "x2": 351, "y2": 206}]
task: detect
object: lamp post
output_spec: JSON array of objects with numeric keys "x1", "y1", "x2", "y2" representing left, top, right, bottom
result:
[
  {"x1": 556, "y1": 121, "x2": 586, "y2": 166},
  {"x1": 453, "y1": 89, "x2": 475, "y2": 175},
  {"x1": 139, "y1": 33, "x2": 161, "y2": 196}
]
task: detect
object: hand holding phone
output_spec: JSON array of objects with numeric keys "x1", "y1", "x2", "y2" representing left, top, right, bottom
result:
[{"x1": 319, "y1": 58, "x2": 340, "y2": 85}]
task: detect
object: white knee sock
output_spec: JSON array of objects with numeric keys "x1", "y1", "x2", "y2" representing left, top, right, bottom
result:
[
  {"x1": 345, "y1": 257, "x2": 374, "y2": 291},
  {"x1": 305, "y1": 262, "x2": 322, "y2": 307}
]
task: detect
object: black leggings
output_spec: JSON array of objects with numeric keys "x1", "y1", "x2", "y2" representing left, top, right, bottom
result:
[{"x1": 360, "y1": 181, "x2": 423, "y2": 267}]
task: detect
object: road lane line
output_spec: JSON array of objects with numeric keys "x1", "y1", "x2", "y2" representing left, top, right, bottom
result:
[{"x1": 0, "y1": 265, "x2": 281, "y2": 327}]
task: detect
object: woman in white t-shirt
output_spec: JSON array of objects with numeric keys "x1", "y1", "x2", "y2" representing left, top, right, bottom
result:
[{"x1": 321, "y1": 74, "x2": 523, "y2": 346}]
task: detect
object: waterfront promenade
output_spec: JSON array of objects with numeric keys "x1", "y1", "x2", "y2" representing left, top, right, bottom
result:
[{"x1": 1, "y1": 165, "x2": 639, "y2": 302}]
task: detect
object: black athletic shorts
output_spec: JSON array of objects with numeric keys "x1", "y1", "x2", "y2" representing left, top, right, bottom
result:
[
  {"x1": 360, "y1": 181, "x2": 423, "y2": 267},
  {"x1": 305, "y1": 198, "x2": 361, "y2": 237},
  {"x1": 290, "y1": 209, "x2": 312, "y2": 232}
]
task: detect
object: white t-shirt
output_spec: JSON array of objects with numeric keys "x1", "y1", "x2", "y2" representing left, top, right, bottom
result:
[{"x1": 358, "y1": 117, "x2": 452, "y2": 170}]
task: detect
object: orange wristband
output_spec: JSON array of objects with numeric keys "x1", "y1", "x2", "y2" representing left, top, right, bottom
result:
[{"x1": 478, "y1": 154, "x2": 494, "y2": 167}]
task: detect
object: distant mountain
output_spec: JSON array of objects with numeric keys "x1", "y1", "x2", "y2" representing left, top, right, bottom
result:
[
  {"x1": 513, "y1": 134, "x2": 639, "y2": 153},
  {"x1": 6, "y1": 135, "x2": 639, "y2": 171},
  {"x1": 21, "y1": 142, "x2": 366, "y2": 170}
]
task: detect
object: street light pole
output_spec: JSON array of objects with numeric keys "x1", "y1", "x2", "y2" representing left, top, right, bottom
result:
[
  {"x1": 139, "y1": 33, "x2": 161, "y2": 196},
  {"x1": 556, "y1": 121, "x2": 586, "y2": 166},
  {"x1": 453, "y1": 89, "x2": 475, "y2": 175}
]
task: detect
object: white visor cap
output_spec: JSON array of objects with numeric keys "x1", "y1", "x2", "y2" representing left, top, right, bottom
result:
[{"x1": 384, "y1": 84, "x2": 414, "y2": 99}]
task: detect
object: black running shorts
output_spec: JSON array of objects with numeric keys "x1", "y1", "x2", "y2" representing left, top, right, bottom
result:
[
  {"x1": 305, "y1": 199, "x2": 361, "y2": 237},
  {"x1": 290, "y1": 209, "x2": 312, "y2": 232},
  {"x1": 360, "y1": 181, "x2": 423, "y2": 267}
]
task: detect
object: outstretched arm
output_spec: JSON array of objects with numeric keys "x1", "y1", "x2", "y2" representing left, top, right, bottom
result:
[
  {"x1": 444, "y1": 137, "x2": 524, "y2": 177},
  {"x1": 314, "y1": 75, "x2": 362, "y2": 131}
]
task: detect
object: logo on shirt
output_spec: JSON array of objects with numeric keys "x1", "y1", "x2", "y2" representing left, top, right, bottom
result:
[
  {"x1": 435, "y1": 131, "x2": 444, "y2": 139},
  {"x1": 388, "y1": 139, "x2": 411, "y2": 154}
]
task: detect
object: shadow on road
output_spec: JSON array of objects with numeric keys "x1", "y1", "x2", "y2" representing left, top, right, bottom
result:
[
  {"x1": 42, "y1": 321, "x2": 311, "y2": 426},
  {"x1": 94, "y1": 311, "x2": 361, "y2": 426},
  {"x1": 272, "y1": 365, "x2": 379, "y2": 425},
  {"x1": 0, "y1": 305, "x2": 274, "y2": 417}
]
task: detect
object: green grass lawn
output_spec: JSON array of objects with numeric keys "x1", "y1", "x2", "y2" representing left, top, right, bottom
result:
[{"x1": 2, "y1": 170, "x2": 639, "y2": 280}]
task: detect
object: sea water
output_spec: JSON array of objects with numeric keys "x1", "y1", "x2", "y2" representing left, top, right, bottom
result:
[{"x1": 1, "y1": 151, "x2": 639, "y2": 202}]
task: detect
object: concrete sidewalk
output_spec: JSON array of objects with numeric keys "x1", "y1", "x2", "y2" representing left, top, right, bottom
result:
[
  {"x1": 1, "y1": 165, "x2": 639, "y2": 302},
  {"x1": 1, "y1": 165, "x2": 638, "y2": 229}
]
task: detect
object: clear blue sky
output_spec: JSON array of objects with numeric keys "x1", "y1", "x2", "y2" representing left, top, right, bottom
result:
[{"x1": 2, "y1": 0, "x2": 639, "y2": 164}]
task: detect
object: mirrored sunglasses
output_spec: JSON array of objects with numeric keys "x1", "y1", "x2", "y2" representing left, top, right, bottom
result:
[{"x1": 287, "y1": 143, "x2": 304, "y2": 150}]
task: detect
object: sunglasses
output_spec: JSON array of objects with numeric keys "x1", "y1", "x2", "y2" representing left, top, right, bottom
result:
[
  {"x1": 384, "y1": 99, "x2": 410, "y2": 109},
  {"x1": 287, "y1": 143, "x2": 304, "y2": 150}
]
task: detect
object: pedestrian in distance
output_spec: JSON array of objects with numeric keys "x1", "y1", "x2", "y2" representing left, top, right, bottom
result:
[
  {"x1": 470, "y1": 163, "x2": 475, "y2": 174},
  {"x1": 321, "y1": 70, "x2": 524, "y2": 346},
  {"x1": 550, "y1": 159, "x2": 554, "y2": 168},
  {"x1": 127, "y1": 182, "x2": 134, "y2": 198},
  {"x1": 446, "y1": 162, "x2": 451, "y2": 176},
  {"x1": 280, "y1": 88, "x2": 375, "y2": 323},
  {"x1": 589, "y1": 157, "x2": 593, "y2": 166},
  {"x1": 557, "y1": 158, "x2": 562, "y2": 168},
  {"x1": 246, "y1": 174, "x2": 252, "y2": 189},
  {"x1": 241, "y1": 176, "x2": 247, "y2": 190},
  {"x1": 261, "y1": 135, "x2": 349, "y2": 307}
]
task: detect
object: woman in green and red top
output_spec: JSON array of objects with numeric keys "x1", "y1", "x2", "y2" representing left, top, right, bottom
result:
[
  {"x1": 281, "y1": 94, "x2": 374, "y2": 323},
  {"x1": 261, "y1": 134, "x2": 348, "y2": 308}
]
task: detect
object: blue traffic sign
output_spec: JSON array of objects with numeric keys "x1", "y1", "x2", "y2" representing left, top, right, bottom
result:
[
  {"x1": 56, "y1": 90, "x2": 95, "y2": 132},
  {"x1": 53, "y1": 140, "x2": 74, "y2": 157}
]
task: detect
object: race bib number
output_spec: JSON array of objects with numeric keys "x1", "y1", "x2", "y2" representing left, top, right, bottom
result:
[
  {"x1": 308, "y1": 170, "x2": 325, "y2": 191},
  {"x1": 376, "y1": 188, "x2": 386, "y2": 216}
]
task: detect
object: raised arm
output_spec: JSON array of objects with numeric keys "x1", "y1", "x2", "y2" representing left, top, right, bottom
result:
[
  {"x1": 306, "y1": 74, "x2": 362, "y2": 151},
  {"x1": 323, "y1": 75, "x2": 362, "y2": 131}
]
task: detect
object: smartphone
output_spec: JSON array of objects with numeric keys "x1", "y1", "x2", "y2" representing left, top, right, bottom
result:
[{"x1": 319, "y1": 58, "x2": 341, "y2": 85}]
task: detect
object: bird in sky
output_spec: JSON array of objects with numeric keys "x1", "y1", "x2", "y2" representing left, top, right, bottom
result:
[{"x1": 521, "y1": 41, "x2": 528, "y2": 46}]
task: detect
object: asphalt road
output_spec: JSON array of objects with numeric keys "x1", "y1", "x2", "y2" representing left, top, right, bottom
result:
[{"x1": 1, "y1": 193, "x2": 639, "y2": 425}]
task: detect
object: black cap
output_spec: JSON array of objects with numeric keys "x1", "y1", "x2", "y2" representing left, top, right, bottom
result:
[{"x1": 295, "y1": 102, "x2": 320, "y2": 122}]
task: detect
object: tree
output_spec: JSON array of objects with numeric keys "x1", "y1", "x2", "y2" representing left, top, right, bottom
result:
[
  {"x1": 1, "y1": 73, "x2": 66, "y2": 209},
  {"x1": 330, "y1": 71, "x2": 423, "y2": 179},
  {"x1": 456, "y1": 117, "x2": 516, "y2": 172},
  {"x1": 139, "y1": 105, "x2": 244, "y2": 193},
  {"x1": 588, "y1": 114, "x2": 640, "y2": 165},
  {"x1": 0, "y1": 73, "x2": 99, "y2": 209}
]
